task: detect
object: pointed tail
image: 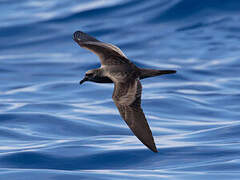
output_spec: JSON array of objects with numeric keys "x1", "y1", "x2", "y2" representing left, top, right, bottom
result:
[{"x1": 139, "y1": 68, "x2": 176, "y2": 80}]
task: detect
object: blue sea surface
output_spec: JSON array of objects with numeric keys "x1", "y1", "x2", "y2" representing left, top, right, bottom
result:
[{"x1": 1, "y1": 0, "x2": 240, "y2": 179}]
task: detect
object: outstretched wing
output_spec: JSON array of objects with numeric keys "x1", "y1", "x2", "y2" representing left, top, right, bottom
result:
[
  {"x1": 112, "y1": 78, "x2": 158, "y2": 152},
  {"x1": 73, "y1": 31, "x2": 130, "y2": 65}
]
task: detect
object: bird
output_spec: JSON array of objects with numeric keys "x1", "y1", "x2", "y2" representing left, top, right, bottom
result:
[{"x1": 73, "y1": 31, "x2": 176, "y2": 152}]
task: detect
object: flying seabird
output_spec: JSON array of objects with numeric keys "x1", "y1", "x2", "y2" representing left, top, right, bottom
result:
[{"x1": 73, "y1": 31, "x2": 176, "y2": 152}]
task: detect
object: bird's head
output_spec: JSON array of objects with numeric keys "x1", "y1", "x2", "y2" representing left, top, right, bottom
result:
[{"x1": 80, "y1": 69, "x2": 99, "y2": 84}]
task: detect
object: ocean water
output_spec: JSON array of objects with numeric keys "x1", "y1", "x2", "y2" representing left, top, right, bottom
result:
[{"x1": 1, "y1": 0, "x2": 240, "y2": 179}]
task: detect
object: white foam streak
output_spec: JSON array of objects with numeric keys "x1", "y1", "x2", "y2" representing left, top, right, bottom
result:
[
  {"x1": 71, "y1": 0, "x2": 124, "y2": 13},
  {"x1": 0, "y1": 53, "x2": 72, "y2": 61}
]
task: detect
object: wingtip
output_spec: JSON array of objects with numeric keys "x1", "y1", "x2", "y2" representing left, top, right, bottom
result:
[
  {"x1": 73, "y1": 30, "x2": 82, "y2": 41},
  {"x1": 144, "y1": 140, "x2": 158, "y2": 153},
  {"x1": 152, "y1": 147, "x2": 158, "y2": 153},
  {"x1": 149, "y1": 144, "x2": 158, "y2": 153}
]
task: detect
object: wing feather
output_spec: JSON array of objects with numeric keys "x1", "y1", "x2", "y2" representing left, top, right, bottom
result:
[
  {"x1": 112, "y1": 79, "x2": 158, "y2": 152},
  {"x1": 73, "y1": 31, "x2": 130, "y2": 65}
]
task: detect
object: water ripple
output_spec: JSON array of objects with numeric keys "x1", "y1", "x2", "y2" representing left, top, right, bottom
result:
[{"x1": 1, "y1": 0, "x2": 240, "y2": 179}]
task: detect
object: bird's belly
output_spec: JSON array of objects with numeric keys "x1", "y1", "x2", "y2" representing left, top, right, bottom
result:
[{"x1": 91, "y1": 76, "x2": 113, "y2": 83}]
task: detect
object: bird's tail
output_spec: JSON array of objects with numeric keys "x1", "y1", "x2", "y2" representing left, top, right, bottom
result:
[{"x1": 139, "y1": 68, "x2": 176, "y2": 80}]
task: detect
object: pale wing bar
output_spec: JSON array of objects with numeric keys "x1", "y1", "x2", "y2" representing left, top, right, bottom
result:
[{"x1": 73, "y1": 31, "x2": 129, "y2": 65}]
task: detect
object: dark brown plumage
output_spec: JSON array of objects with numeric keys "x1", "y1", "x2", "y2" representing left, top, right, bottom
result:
[{"x1": 73, "y1": 31, "x2": 176, "y2": 152}]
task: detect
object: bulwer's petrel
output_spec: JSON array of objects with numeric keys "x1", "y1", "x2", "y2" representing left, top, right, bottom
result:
[{"x1": 73, "y1": 31, "x2": 176, "y2": 152}]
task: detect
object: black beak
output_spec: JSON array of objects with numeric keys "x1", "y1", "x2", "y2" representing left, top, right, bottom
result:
[{"x1": 79, "y1": 77, "x2": 88, "y2": 85}]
